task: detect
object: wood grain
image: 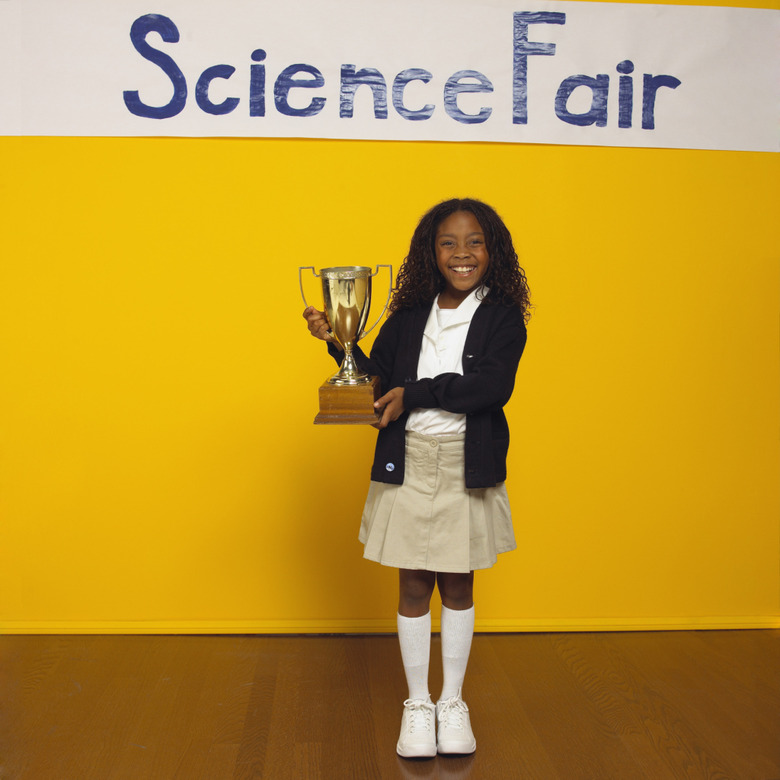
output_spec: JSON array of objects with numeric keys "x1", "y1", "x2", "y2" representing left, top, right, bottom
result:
[
  {"x1": 314, "y1": 376, "x2": 381, "y2": 424},
  {"x1": 1, "y1": 631, "x2": 778, "y2": 779}
]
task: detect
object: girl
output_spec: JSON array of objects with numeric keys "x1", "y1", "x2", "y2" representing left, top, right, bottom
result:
[{"x1": 303, "y1": 198, "x2": 529, "y2": 759}]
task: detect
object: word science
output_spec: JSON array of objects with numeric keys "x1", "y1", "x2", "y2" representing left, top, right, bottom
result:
[{"x1": 123, "y1": 12, "x2": 680, "y2": 132}]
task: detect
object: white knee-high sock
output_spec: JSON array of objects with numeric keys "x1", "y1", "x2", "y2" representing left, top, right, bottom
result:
[
  {"x1": 440, "y1": 604, "x2": 475, "y2": 700},
  {"x1": 397, "y1": 611, "x2": 431, "y2": 701}
]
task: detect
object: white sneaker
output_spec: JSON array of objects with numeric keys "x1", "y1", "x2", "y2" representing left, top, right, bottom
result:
[
  {"x1": 396, "y1": 696, "x2": 437, "y2": 758},
  {"x1": 436, "y1": 689, "x2": 476, "y2": 755}
]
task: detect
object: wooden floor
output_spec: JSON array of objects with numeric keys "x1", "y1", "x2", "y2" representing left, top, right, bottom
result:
[{"x1": 1, "y1": 630, "x2": 778, "y2": 779}]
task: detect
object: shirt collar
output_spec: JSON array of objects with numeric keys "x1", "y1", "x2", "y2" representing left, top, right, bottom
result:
[{"x1": 423, "y1": 286, "x2": 486, "y2": 339}]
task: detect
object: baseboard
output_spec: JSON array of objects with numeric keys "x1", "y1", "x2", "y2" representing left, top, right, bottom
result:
[{"x1": 1, "y1": 615, "x2": 778, "y2": 634}]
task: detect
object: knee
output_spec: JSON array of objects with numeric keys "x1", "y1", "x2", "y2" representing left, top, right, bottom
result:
[
  {"x1": 399, "y1": 569, "x2": 436, "y2": 616},
  {"x1": 437, "y1": 572, "x2": 474, "y2": 610}
]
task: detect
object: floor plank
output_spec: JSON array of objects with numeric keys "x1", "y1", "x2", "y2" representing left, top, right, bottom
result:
[{"x1": 1, "y1": 631, "x2": 778, "y2": 779}]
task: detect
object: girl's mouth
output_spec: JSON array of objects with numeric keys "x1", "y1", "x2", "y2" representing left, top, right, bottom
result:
[{"x1": 451, "y1": 265, "x2": 476, "y2": 275}]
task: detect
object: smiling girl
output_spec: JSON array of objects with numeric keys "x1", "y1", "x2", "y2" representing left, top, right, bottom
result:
[{"x1": 304, "y1": 198, "x2": 530, "y2": 760}]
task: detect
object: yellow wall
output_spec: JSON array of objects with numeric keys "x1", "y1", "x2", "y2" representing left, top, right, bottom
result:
[{"x1": 1, "y1": 2, "x2": 778, "y2": 633}]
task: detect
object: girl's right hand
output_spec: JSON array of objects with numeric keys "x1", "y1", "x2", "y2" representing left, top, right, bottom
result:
[{"x1": 302, "y1": 306, "x2": 337, "y2": 343}]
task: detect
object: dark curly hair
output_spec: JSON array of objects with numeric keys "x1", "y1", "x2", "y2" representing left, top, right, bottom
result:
[{"x1": 390, "y1": 198, "x2": 531, "y2": 321}]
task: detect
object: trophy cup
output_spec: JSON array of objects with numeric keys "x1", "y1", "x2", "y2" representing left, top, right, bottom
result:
[{"x1": 299, "y1": 265, "x2": 392, "y2": 424}]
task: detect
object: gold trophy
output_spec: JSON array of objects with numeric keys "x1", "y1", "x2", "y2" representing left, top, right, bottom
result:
[{"x1": 300, "y1": 265, "x2": 392, "y2": 424}]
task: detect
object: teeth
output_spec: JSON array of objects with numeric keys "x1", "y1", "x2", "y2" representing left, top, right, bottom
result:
[{"x1": 452, "y1": 266, "x2": 475, "y2": 273}]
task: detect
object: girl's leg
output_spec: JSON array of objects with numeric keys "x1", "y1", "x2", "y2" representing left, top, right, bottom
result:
[
  {"x1": 397, "y1": 569, "x2": 436, "y2": 700},
  {"x1": 436, "y1": 571, "x2": 475, "y2": 700},
  {"x1": 396, "y1": 569, "x2": 437, "y2": 758},
  {"x1": 435, "y1": 571, "x2": 477, "y2": 754},
  {"x1": 437, "y1": 571, "x2": 474, "y2": 611},
  {"x1": 398, "y1": 568, "x2": 436, "y2": 617}
]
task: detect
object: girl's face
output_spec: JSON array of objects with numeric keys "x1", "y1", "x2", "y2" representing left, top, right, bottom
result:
[{"x1": 434, "y1": 210, "x2": 490, "y2": 306}]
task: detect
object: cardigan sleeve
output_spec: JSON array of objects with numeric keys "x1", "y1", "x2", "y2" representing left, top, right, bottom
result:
[
  {"x1": 402, "y1": 305, "x2": 526, "y2": 414},
  {"x1": 327, "y1": 309, "x2": 404, "y2": 392}
]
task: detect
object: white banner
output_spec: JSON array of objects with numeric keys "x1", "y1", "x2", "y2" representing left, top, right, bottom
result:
[{"x1": 0, "y1": 0, "x2": 777, "y2": 151}]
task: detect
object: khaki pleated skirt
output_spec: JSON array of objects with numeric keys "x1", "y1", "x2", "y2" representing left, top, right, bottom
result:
[{"x1": 359, "y1": 431, "x2": 516, "y2": 573}]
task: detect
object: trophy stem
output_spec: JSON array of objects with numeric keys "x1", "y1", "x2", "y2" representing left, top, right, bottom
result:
[{"x1": 329, "y1": 346, "x2": 371, "y2": 385}]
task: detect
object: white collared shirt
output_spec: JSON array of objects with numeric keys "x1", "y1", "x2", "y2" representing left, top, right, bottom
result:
[{"x1": 406, "y1": 287, "x2": 484, "y2": 435}]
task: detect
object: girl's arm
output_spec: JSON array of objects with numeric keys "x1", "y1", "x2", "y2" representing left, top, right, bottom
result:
[
  {"x1": 347, "y1": 310, "x2": 405, "y2": 391},
  {"x1": 404, "y1": 307, "x2": 527, "y2": 415},
  {"x1": 352, "y1": 312, "x2": 407, "y2": 428},
  {"x1": 305, "y1": 305, "x2": 406, "y2": 426}
]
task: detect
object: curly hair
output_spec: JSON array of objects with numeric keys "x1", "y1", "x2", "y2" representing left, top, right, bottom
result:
[{"x1": 390, "y1": 198, "x2": 531, "y2": 321}]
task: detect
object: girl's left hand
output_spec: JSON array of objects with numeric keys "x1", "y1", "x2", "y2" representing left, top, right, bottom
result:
[{"x1": 373, "y1": 387, "x2": 405, "y2": 429}]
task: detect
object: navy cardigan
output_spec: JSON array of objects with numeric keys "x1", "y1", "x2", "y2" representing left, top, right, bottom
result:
[{"x1": 329, "y1": 300, "x2": 527, "y2": 489}]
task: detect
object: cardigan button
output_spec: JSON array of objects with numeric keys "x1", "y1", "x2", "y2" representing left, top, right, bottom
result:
[{"x1": 385, "y1": 463, "x2": 395, "y2": 472}]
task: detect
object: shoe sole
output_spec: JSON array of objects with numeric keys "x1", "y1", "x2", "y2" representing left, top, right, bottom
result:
[
  {"x1": 397, "y1": 745, "x2": 437, "y2": 759},
  {"x1": 437, "y1": 741, "x2": 476, "y2": 755}
]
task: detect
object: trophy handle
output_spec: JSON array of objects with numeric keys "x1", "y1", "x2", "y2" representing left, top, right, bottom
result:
[
  {"x1": 361, "y1": 264, "x2": 393, "y2": 337},
  {"x1": 298, "y1": 266, "x2": 321, "y2": 308}
]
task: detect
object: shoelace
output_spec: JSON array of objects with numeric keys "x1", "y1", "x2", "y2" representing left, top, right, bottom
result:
[
  {"x1": 438, "y1": 696, "x2": 469, "y2": 731},
  {"x1": 403, "y1": 699, "x2": 434, "y2": 733}
]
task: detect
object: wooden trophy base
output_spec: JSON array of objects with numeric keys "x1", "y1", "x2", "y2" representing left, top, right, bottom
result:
[{"x1": 314, "y1": 375, "x2": 381, "y2": 425}]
